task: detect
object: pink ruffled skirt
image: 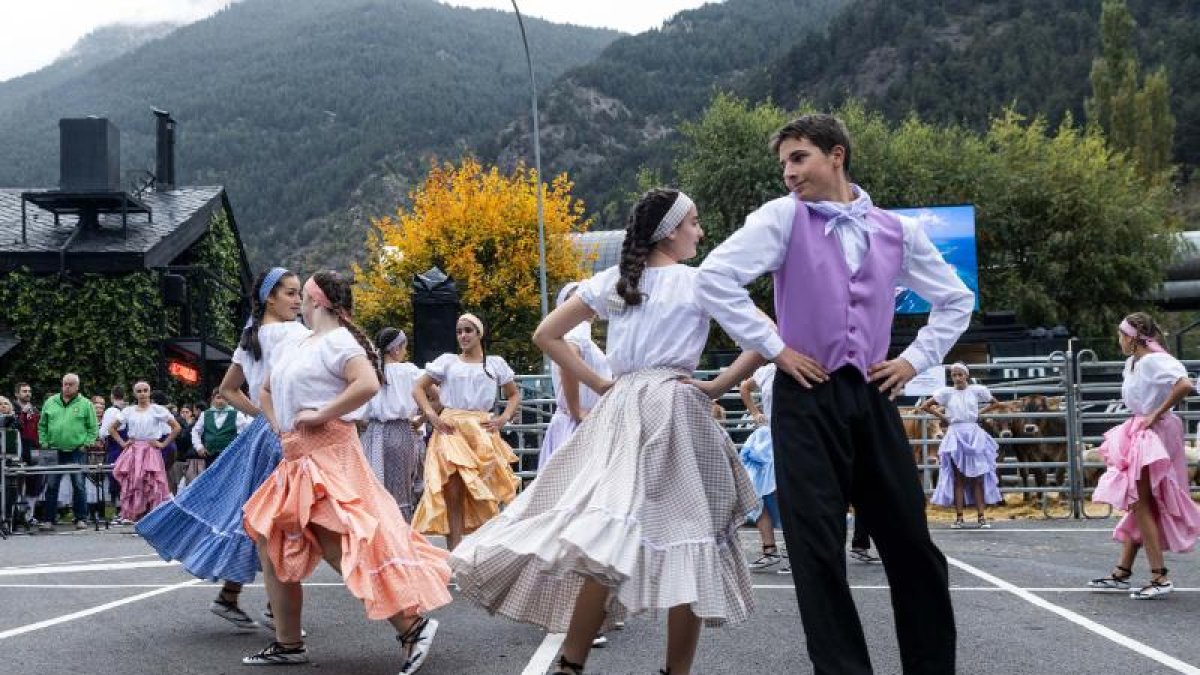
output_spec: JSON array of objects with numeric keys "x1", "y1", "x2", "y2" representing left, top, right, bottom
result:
[
  {"x1": 112, "y1": 440, "x2": 170, "y2": 520},
  {"x1": 1092, "y1": 414, "x2": 1200, "y2": 553}
]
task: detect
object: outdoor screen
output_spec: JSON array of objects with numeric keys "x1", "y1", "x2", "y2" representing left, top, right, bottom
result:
[{"x1": 890, "y1": 205, "x2": 980, "y2": 314}]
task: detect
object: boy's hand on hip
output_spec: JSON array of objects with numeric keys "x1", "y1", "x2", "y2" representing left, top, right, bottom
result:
[
  {"x1": 773, "y1": 347, "x2": 828, "y2": 388},
  {"x1": 868, "y1": 358, "x2": 917, "y2": 399}
]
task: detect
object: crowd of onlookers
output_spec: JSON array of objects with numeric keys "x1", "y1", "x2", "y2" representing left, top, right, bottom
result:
[{"x1": 1, "y1": 374, "x2": 247, "y2": 531}]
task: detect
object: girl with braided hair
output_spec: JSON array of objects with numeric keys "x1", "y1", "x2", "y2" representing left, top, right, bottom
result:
[
  {"x1": 362, "y1": 327, "x2": 427, "y2": 520},
  {"x1": 410, "y1": 312, "x2": 522, "y2": 552},
  {"x1": 241, "y1": 270, "x2": 450, "y2": 672},
  {"x1": 1088, "y1": 312, "x2": 1200, "y2": 599},
  {"x1": 137, "y1": 267, "x2": 308, "y2": 631},
  {"x1": 450, "y1": 188, "x2": 761, "y2": 675}
]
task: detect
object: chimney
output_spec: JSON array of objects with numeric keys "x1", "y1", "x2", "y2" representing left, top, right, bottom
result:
[
  {"x1": 59, "y1": 117, "x2": 120, "y2": 193},
  {"x1": 153, "y1": 108, "x2": 176, "y2": 191}
]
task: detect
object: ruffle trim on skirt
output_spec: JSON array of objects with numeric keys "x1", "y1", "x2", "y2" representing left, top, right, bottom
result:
[
  {"x1": 113, "y1": 441, "x2": 170, "y2": 519},
  {"x1": 411, "y1": 409, "x2": 520, "y2": 536},
  {"x1": 1092, "y1": 416, "x2": 1200, "y2": 553},
  {"x1": 451, "y1": 503, "x2": 752, "y2": 632},
  {"x1": 136, "y1": 416, "x2": 281, "y2": 582},
  {"x1": 243, "y1": 422, "x2": 452, "y2": 620}
]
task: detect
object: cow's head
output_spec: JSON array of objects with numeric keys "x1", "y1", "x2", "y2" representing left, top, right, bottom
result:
[
  {"x1": 984, "y1": 401, "x2": 1018, "y2": 438},
  {"x1": 1022, "y1": 395, "x2": 1050, "y2": 435}
]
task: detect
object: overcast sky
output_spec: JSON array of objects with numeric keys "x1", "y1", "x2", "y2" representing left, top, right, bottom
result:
[{"x1": 0, "y1": 0, "x2": 716, "y2": 83}]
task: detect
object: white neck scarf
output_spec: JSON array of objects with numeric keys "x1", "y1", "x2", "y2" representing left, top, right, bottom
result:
[{"x1": 807, "y1": 184, "x2": 876, "y2": 237}]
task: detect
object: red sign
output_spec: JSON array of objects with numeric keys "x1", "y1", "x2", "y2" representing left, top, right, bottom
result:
[{"x1": 168, "y1": 359, "x2": 200, "y2": 385}]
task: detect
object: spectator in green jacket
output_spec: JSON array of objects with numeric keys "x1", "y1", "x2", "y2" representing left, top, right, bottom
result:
[{"x1": 38, "y1": 373, "x2": 98, "y2": 530}]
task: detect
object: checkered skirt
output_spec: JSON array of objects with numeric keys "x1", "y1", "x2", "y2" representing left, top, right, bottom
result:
[{"x1": 449, "y1": 368, "x2": 757, "y2": 631}]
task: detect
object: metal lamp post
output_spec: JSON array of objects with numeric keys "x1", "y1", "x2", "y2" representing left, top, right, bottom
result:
[{"x1": 511, "y1": 0, "x2": 550, "y2": 323}]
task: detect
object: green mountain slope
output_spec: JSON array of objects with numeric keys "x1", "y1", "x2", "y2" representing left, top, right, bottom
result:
[{"x1": 0, "y1": 0, "x2": 618, "y2": 267}]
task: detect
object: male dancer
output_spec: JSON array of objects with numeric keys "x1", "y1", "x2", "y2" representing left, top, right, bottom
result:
[{"x1": 696, "y1": 114, "x2": 973, "y2": 674}]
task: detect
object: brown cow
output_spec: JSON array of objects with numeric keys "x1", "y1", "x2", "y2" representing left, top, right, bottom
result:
[
  {"x1": 899, "y1": 403, "x2": 945, "y2": 468},
  {"x1": 1013, "y1": 394, "x2": 1069, "y2": 504}
]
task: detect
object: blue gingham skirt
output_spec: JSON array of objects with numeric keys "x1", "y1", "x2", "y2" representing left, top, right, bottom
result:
[{"x1": 135, "y1": 416, "x2": 282, "y2": 583}]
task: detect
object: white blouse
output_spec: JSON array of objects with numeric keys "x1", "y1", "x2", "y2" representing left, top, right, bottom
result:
[
  {"x1": 118, "y1": 404, "x2": 173, "y2": 441},
  {"x1": 367, "y1": 362, "x2": 423, "y2": 421},
  {"x1": 576, "y1": 264, "x2": 711, "y2": 377},
  {"x1": 269, "y1": 328, "x2": 368, "y2": 433},
  {"x1": 752, "y1": 364, "x2": 777, "y2": 420},
  {"x1": 551, "y1": 323, "x2": 611, "y2": 414},
  {"x1": 231, "y1": 321, "x2": 311, "y2": 406},
  {"x1": 932, "y1": 384, "x2": 993, "y2": 424},
  {"x1": 1122, "y1": 352, "x2": 1189, "y2": 416},
  {"x1": 424, "y1": 354, "x2": 514, "y2": 411}
]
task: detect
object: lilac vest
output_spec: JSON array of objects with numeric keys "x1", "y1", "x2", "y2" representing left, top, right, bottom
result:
[{"x1": 773, "y1": 197, "x2": 904, "y2": 378}]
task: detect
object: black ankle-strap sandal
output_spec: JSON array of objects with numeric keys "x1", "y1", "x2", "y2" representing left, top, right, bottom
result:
[
  {"x1": 554, "y1": 655, "x2": 584, "y2": 675},
  {"x1": 1088, "y1": 564, "x2": 1132, "y2": 589},
  {"x1": 1131, "y1": 567, "x2": 1174, "y2": 599}
]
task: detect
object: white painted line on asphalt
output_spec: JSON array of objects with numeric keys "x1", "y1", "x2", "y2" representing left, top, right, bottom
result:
[
  {"x1": 11, "y1": 578, "x2": 1200, "y2": 588},
  {"x1": 0, "y1": 560, "x2": 178, "y2": 577},
  {"x1": 521, "y1": 632, "x2": 566, "y2": 675},
  {"x1": 0, "y1": 554, "x2": 159, "y2": 571},
  {"x1": 0, "y1": 579, "x2": 203, "y2": 641},
  {"x1": 754, "y1": 584, "x2": 1200, "y2": 592},
  {"x1": 932, "y1": 528, "x2": 1113, "y2": 533},
  {"x1": 946, "y1": 555, "x2": 1200, "y2": 675},
  {"x1": 0, "y1": 584, "x2": 184, "y2": 589}
]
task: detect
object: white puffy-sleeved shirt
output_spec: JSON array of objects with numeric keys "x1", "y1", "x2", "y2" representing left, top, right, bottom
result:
[
  {"x1": 1122, "y1": 352, "x2": 1190, "y2": 416},
  {"x1": 424, "y1": 354, "x2": 514, "y2": 412},
  {"x1": 932, "y1": 384, "x2": 993, "y2": 424},
  {"x1": 576, "y1": 264, "x2": 711, "y2": 377},
  {"x1": 231, "y1": 321, "x2": 311, "y2": 406},
  {"x1": 551, "y1": 323, "x2": 611, "y2": 414},
  {"x1": 118, "y1": 404, "x2": 174, "y2": 441},
  {"x1": 367, "y1": 362, "x2": 423, "y2": 421},
  {"x1": 100, "y1": 405, "x2": 123, "y2": 438},
  {"x1": 269, "y1": 328, "x2": 368, "y2": 433},
  {"x1": 752, "y1": 364, "x2": 777, "y2": 420}
]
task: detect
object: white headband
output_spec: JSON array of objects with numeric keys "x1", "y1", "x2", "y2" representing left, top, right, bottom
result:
[
  {"x1": 649, "y1": 193, "x2": 695, "y2": 243},
  {"x1": 949, "y1": 362, "x2": 970, "y2": 375},
  {"x1": 385, "y1": 331, "x2": 407, "y2": 354}
]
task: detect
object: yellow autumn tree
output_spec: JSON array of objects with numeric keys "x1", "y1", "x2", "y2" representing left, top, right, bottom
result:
[{"x1": 354, "y1": 157, "x2": 592, "y2": 372}]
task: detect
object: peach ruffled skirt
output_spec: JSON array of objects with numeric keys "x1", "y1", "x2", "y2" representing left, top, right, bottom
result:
[
  {"x1": 411, "y1": 409, "x2": 520, "y2": 536},
  {"x1": 242, "y1": 420, "x2": 451, "y2": 620}
]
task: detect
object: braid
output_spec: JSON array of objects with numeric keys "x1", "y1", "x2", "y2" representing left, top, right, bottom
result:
[
  {"x1": 313, "y1": 270, "x2": 384, "y2": 381},
  {"x1": 615, "y1": 188, "x2": 679, "y2": 307},
  {"x1": 239, "y1": 303, "x2": 267, "y2": 361},
  {"x1": 480, "y1": 334, "x2": 496, "y2": 382},
  {"x1": 374, "y1": 327, "x2": 402, "y2": 388},
  {"x1": 339, "y1": 315, "x2": 385, "y2": 381}
]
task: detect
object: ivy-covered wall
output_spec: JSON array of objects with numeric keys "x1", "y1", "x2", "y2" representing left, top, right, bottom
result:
[{"x1": 0, "y1": 208, "x2": 246, "y2": 403}]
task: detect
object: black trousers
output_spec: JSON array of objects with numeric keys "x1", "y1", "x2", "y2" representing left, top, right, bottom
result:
[
  {"x1": 850, "y1": 509, "x2": 871, "y2": 551},
  {"x1": 772, "y1": 366, "x2": 955, "y2": 675}
]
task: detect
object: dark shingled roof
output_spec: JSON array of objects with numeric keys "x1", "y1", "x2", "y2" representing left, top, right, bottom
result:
[{"x1": 0, "y1": 186, "x2": 228, "y2": 274}]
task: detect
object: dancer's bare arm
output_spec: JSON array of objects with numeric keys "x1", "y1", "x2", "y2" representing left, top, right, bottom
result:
[{"x1": 533, "y1": 297, "x2": 611, "y2": 396}]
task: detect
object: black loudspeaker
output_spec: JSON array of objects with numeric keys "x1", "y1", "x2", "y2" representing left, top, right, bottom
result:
[
  {"x1": 413, "y1": 301, "x2": 460, "y2": 368},
  {"x1": 161, "y1": 273, "x2": 188, "y2": 307},
  {"x1": 411, "y1": 267, "x2": 460, "y2": 368},
  {"x1": 59, "y1": 118, "x2": 121, "y2": 192}
]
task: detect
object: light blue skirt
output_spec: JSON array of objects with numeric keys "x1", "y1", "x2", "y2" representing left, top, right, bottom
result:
[
  {"x1": 135, "y1": 416, "x2": 282, "y2": 583},
  {"x1": 739, "y1": 425, "x2": 776, "y2": 522}
]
